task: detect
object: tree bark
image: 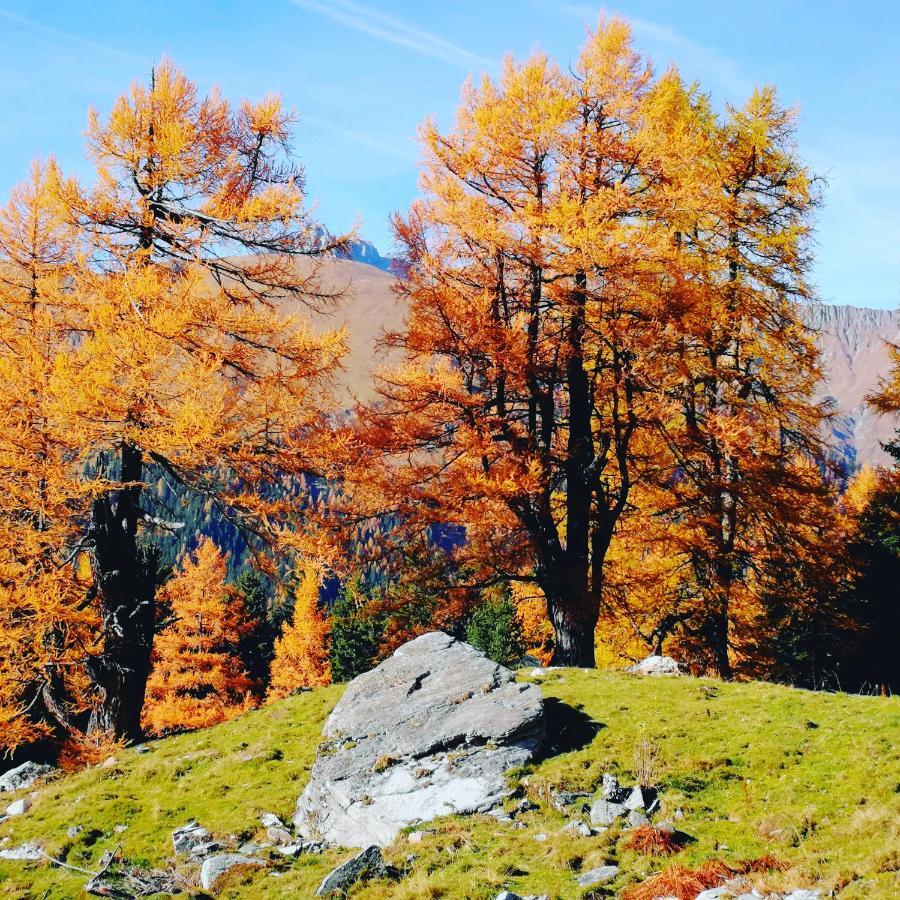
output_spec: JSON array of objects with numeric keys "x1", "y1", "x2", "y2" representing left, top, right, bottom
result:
[
  {"x1": 86, "y1": 441, "x2": 157, "y2": 741},
  {"x1": 544, "y1": 572, "x2": 599, "y2": 667}
]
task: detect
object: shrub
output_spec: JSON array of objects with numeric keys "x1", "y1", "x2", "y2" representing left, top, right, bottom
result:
[{"x1": 465, "y1": 589, "x2": 525, "y2": 667}]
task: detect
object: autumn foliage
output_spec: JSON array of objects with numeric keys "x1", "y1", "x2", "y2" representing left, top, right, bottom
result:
[
  {"x1": 142, "y1": 540, "x2": 253, "y2": 735},
  {"x1": 0, "y1": 60, "x2": 347, "y2": 750},
  {"x1": 0, "y1": 18, "x2": 898, "y2": 762},
  {"x1": 267, "y1": 567, "x2": 332, "y2": 701},
  {"x1": 345, "y1": 17, "x2": 829, "y2": 672}
]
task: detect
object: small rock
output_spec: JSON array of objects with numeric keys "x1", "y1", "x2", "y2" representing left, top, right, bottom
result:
[
  {"x1": 0, "y1": 762, "x2": 54, "y2": 793},
  {"x1": 532, "y1": 832, "x2": 548, "y2": 842},
  {"x1": 134, "y1": 744, "x2": 150, "y2": 754},
  {"x1": 199, "y1": 853, "x2": 263, "y2": 890},
  {"x1": 407, "y1": 830, "x2": 426, "y2": 843},
  {"x1": 113, "y1": 824, "x2": 128, "y2": 833},
  {"x1": 100, "y1": 756, "x2": 118, "y2": 768},
  {"x1": 316, "y1": 845, "x2": 385, "y2": 896},
  {"x1": 5, "y1": 798, "x2": 30, "y2": 816},
  {"x1": 625, "y1": 785, "x2": 656, "y2": 811},
  {"x1": 782, "y1": 892, "x2": 820, "y2": 900},
  {"x1": 627, "y1": 809, "x2": 650, "y2": 828},
  {"x1": 627, "y1": 655, "x2": 681, "y2": 675},
  {"x1": 267, "y1": 826, "x2": 293, "y2": 846},
  {"x1": 577, "y1": 864, "x2": 619, "y2": 887},
  {"x1": 516, "y1": 798, "x2": 536, "y2": 813},
  {"x1": 673, "y1": 807, "x2": 685, "y2": 820},
  {"x1": 656, "y1": 821, "x2": 676, "y2": 834},
  {"x1": 67, "y1": 825, "x2": 83, "y2": 838},
  {"x1": 550, "y1": 789, "x2": 590, "y2": 812},
  {"x1": 561, "y1": 819, "x2": 592, "y2": 837},
  {"x1": 189, "y1": 841, "x2": 221, "y2": 858},
  {"x1": 259, "y1": 811, "x2": 285, "y2": 829},
  {"x1": 695, "y1": 890, "x2": 729, "y2": 900},
  {"x1": 171, "y1": 820, "x2": 211, "y2": 854},
  {"x1": 589, "y1": 797, "x2": 627, "y2": 825},
  {"x1": 601, "y1": 773, "x2": 625, "y2": 800},
  {"x1": 0, "y1": 842, "x2": 42, "y2": 861}
]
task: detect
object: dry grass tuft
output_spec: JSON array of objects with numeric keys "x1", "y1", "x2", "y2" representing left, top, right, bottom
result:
[
  {"x1": 622, "y1": 860, "x2": 733, "y2": 900},
  {"x1": 623, "y1": 824, "x2": 682, "y2": 856},
  {"x1": 623, "y1": 854, "x2": 792, "y2": 900},
  {"x1": 740, "y1": 853, "x2": 790, "y2": 873}
]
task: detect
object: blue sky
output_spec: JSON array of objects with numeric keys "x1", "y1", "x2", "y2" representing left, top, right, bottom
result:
[{"x1": 1, "y1": 1, "x2": 898, "y2": 308}]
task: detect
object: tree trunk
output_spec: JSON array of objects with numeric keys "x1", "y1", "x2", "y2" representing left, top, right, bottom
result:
[
  {"x1": 709, "y1": 604, "x2": 732, "y2": 680},
  {"x1": 543, "y1": 567, "x2": 599, "y2": 667},
  {"x1": 86, "y1": 441, "x2": 157, "y2": 741}
]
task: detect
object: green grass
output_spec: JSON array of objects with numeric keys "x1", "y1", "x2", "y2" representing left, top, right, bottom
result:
[{"x1": 1, "y1": 672, "x2": 898, "y2": 898}]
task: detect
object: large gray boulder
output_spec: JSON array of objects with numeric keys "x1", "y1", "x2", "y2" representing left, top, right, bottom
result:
[{"x1": 294, "y1": 632, "x2": 545, "y2": 848}]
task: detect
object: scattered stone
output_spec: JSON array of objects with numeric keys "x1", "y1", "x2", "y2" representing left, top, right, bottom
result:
[
  {"x1": 561, "y1": 819, "x2": 592, "y2": 837},
  {"x1": 267, "y1": 826, "x2": 293, "y2": 846},
  {"x1": 100, "y1": 756, "x2": 118, "y2": 768},
  {"x1": 113, "y1": 824, "x2": 127, "y2": 833},
  {"x1": 277, "y1": 841, "x2": 323, "y2": 857},
  {"x1": 315, "y1": 845, "x2": 385, "y2": 896},
  {"x1": 673, "y1": 807, "x2": 685, "y2": 820},
  {"x1": 259, "y1": 811, "x2": 285, "y2": 829},
  {"x1": 628, "y1": 809, "x2": 650, "y2": 828},
  {"x1": 532, "y1": 832, "x2": 548, "y2": 842},
  {"x1": 625, "y1": 785, "x2": 657, "y2": 811},
  {"x1": 199, "y1": 853, "x2": 263, "y2": 890},
  {"x1": 486, "y1": 808, "x2": 513, "y2": 823},
  {"x1": 134, "y1": 744, "x2": 150, "y2": 754},
  {"x1": 577, "y1": 864, "x2": 619, "y2": 887},
  {"x1": 67, "y1": 825, "x2": 83, "y2": 838},
  {"x1": 589, "y1": 797, "x2": 626, "y2": 826},
  {"x1": 628, "y1": 655, "x2": 681, "y2": 675},
  {"x1": 171, "y1": 820, "x2": 211, "y2": 855},
  {"x1": 0, "y1": 762, "x2": 54, "y2": 793},
  {"x1": 782, "y1": 892, "x2": 820, "y2": 900},
  {"x1": 550, "y1": 789, "x2": 590, "y2": 812},
  {"x1": 4, "y1": 798, "x2": 30, "y2": 816},
  {"x1": 516, "y1": 798, "x2": 537, "y2": 813},
  {"x1": 294, "y1": 632, "x2": 545, "y2": 847},
  {"x1": 494, "y1": 893, "x2": 549, "y2": 900},
  {"x1": 0, "y1": 842, "x2": 42, "y2": 861},
  {"x1": 407, "y1": 830, "x2": 427, "y2": 843},
  {"x1": 188, "y1": 841, "x2": 221, "y2": 859}
]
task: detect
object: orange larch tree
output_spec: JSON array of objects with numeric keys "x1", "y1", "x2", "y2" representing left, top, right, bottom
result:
[
  {"x1": 0, "y1": 60, "x2": 347, "y2": 743},
  {"x1": 0, "y1": 161, "x2": 97, "y2": 752},
  {"x1": 640, "y1": 86, "x2": 830, "y2": 677},
  {"x1": 142, "y1": 539, "x2": 252, "y2": 735},
  {"x1": 347, "y1": 20, "x2": 723, "y2": 665},
  {"x1": 266, "y1": 566, "x2": 331, "y2": 701}
]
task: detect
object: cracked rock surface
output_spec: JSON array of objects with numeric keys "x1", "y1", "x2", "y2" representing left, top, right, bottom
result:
[{"x1": 294, "y1": 632, "x2": 545, "y2": 848}]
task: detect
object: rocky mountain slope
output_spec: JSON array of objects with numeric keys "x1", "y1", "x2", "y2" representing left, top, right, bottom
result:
[{"x1": 804, "y1": 304, "x2": 900, "y2": 467}]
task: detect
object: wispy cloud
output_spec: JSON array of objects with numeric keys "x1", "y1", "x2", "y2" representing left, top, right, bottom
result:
[
  {"x1": 302, "y1": 113, "x2": 415, "y2": 163},
  {"x1": 548, "y1": 3, "x2": 751, "y2": 98},
  {"x1": 288, "y1": 0, "x2": 492, "y2": 70},
  {"x1": 0, "y1": 7, "x2": 144, "y2": 64}
]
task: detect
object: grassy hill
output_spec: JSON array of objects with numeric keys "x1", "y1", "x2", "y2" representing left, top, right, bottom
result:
[{"x1": 1, "y1": 671, "x2": 897, "y2": 899}]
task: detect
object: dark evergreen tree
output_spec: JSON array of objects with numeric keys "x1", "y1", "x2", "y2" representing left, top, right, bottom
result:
[
  {"x1": 465, "y1": 589, "x2": 524, "y2": 667},
  {"x1": 329, "y1": 578, "x2": 382, "y2": 683}
]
